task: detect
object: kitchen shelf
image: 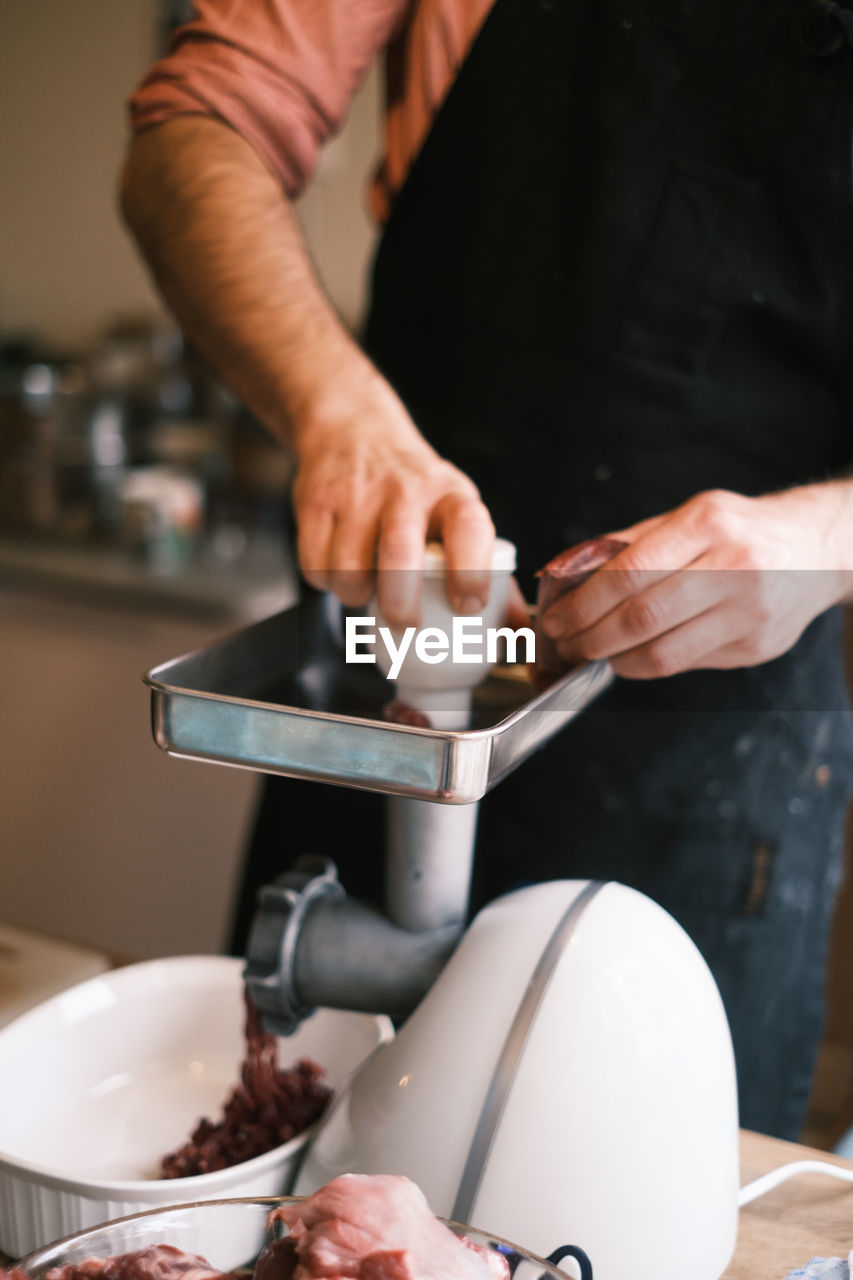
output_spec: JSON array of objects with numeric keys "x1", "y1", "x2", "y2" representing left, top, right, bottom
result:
[{"x1": 0, "y1": 533, "x2": 297, "y2": 622}]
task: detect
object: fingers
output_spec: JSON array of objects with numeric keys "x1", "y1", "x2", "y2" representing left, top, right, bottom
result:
[
  {"x1": 430, "y1": 490, "x2": 496, "y2": 615},
  {"x1": 540, "y1": 489, "x2": 753, "y2": 641},
  {"x1": 605, "y1": 512, "x2": 665, "y2": 544},
  {"x1": 326, "y1": 510, "x2": 381, "y2": 607},
  {"x1": 297, "y1": 499, "x2": 380, "y2": 606},
  {"x1": 373, "y1": 488, "x2": 495, "y2": 624},
  {"x1": 296, "y1": 476, "x2": 496, "y2": 626},
  {"x1": 541, "y1": 521, "x2": 708, "y2": 642},
  {"x1": 374, "y1": 499, "x2": 430, "y2": 625},
  {"x1": 603, "y1": 591, "x2": 806, "y2": 679},
  {"x1": 296, "y1": 502, "x2": 335, "y2": 594},
  {"x1": 554, "y1": 565, "x2": 729, "y2": 666},
  {"x1": 607, "y1": 604, "x2": 736, "y2": 679}
]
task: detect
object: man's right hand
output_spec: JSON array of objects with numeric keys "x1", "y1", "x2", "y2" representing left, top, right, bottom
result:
[{"x1": 292, "y1": 364, "x2": 495, "y2": 625}]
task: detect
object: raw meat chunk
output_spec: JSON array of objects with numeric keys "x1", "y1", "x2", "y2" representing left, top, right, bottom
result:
[
  {"x1": 534, "y1": 536, "x2": 627, "y2": 686},
  {"x1": 382, "y1": 700, "x2": 432, "y2": 729},
  {"x1": 266, "y1": 1174, "x2": 509, "y2": 1280},
  {"x1": 40, "y1": 1245, "x2": 240, "y2": 1280}
]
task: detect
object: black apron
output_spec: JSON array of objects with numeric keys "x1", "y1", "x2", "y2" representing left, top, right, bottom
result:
[{"x1": 234, "y1": 0, "x2": 853, "y2": 1139}]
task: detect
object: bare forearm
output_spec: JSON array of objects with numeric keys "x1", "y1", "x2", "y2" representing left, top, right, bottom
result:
[
  {"x1": 119, "y1": 116, "x2": 379, "y2": 449},
  {"x1": 119, "y1": 115, "x2": 496, "y2": 618}
]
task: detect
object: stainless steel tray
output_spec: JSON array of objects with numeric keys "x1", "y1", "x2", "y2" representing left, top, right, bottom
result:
[{"x1": 144, "y1": 593, "x2": 613, "y2": 804}]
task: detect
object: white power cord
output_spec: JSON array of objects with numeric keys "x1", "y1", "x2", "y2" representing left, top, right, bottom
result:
[
  {"x1": 738, "y1": 1158, "x2": 853, "y2": 1207},
  {"x1": 737, "y1": 1160, "x2": 853, "y2": 1273}
]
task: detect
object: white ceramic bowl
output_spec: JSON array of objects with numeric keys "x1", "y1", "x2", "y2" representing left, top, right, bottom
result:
[
  {"x1": 0, "y1": 956, "x2": 393, "y2": 1257},
  {"x1": 18, "y1": 1197, "x2": 578, "y2": 1280}
]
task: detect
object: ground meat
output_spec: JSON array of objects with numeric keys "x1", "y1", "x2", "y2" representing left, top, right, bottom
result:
[
  {"x1": 159, "y1": 993, "x2": 331, "y2": 1178},
  {"x1": 533, "y1": 536, "x2": 627, "y2": 687},
  {"x1": 382, "y1": 700, "x2": 432, "y2": 729},
  {"x1": 265, "y1": 1174, "x2": 509, "y2": 1280}
]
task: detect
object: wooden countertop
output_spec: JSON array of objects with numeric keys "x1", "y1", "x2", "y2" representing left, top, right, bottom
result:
[{"x1": 724, "y1": 1130, "x2": 853, "y2": 1278}]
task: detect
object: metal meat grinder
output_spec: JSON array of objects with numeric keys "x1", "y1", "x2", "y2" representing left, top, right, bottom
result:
[{"x1": 145, "y1": 584, "x2": 739, "y2": 1280}]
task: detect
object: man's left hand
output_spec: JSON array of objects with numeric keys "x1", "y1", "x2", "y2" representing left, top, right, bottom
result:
[{"x1": 540, "y1": 483, "x2": 853, "y2": 679}]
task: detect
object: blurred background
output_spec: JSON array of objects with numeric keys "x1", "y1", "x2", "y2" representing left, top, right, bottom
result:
[
  {"x1": 1, "y1": 0, "x2": 853, "y2": 1151},
  {"x1": 0, "y1": 0, "x2": 379, "y2": 964}
]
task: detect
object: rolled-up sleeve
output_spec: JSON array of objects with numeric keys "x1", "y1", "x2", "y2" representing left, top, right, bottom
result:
[{"x1": 129, "y1": 0, "x2": 405, "y2": 196}]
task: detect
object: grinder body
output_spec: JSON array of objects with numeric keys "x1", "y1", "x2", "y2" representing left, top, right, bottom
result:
[{"x1": 295, "y1": 879, "x2": 739, "y2": 1280}]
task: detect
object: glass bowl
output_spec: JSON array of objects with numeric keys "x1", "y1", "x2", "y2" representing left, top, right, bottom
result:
[{"x1": 18, "y1": 1196, "x2": 589, "y2": 1280}]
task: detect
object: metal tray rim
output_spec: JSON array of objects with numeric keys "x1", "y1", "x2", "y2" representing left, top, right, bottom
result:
[
  {"x1": 143, "y1": 662, "x2": 597, "y2": 742},
  {"x1": 142, "y1": 599, "x2": 613, "y2": 801}
]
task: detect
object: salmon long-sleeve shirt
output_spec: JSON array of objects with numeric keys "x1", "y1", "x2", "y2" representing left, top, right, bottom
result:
[{"x1": 129, "y1": 1, "x2": 495, "y2": 220}]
